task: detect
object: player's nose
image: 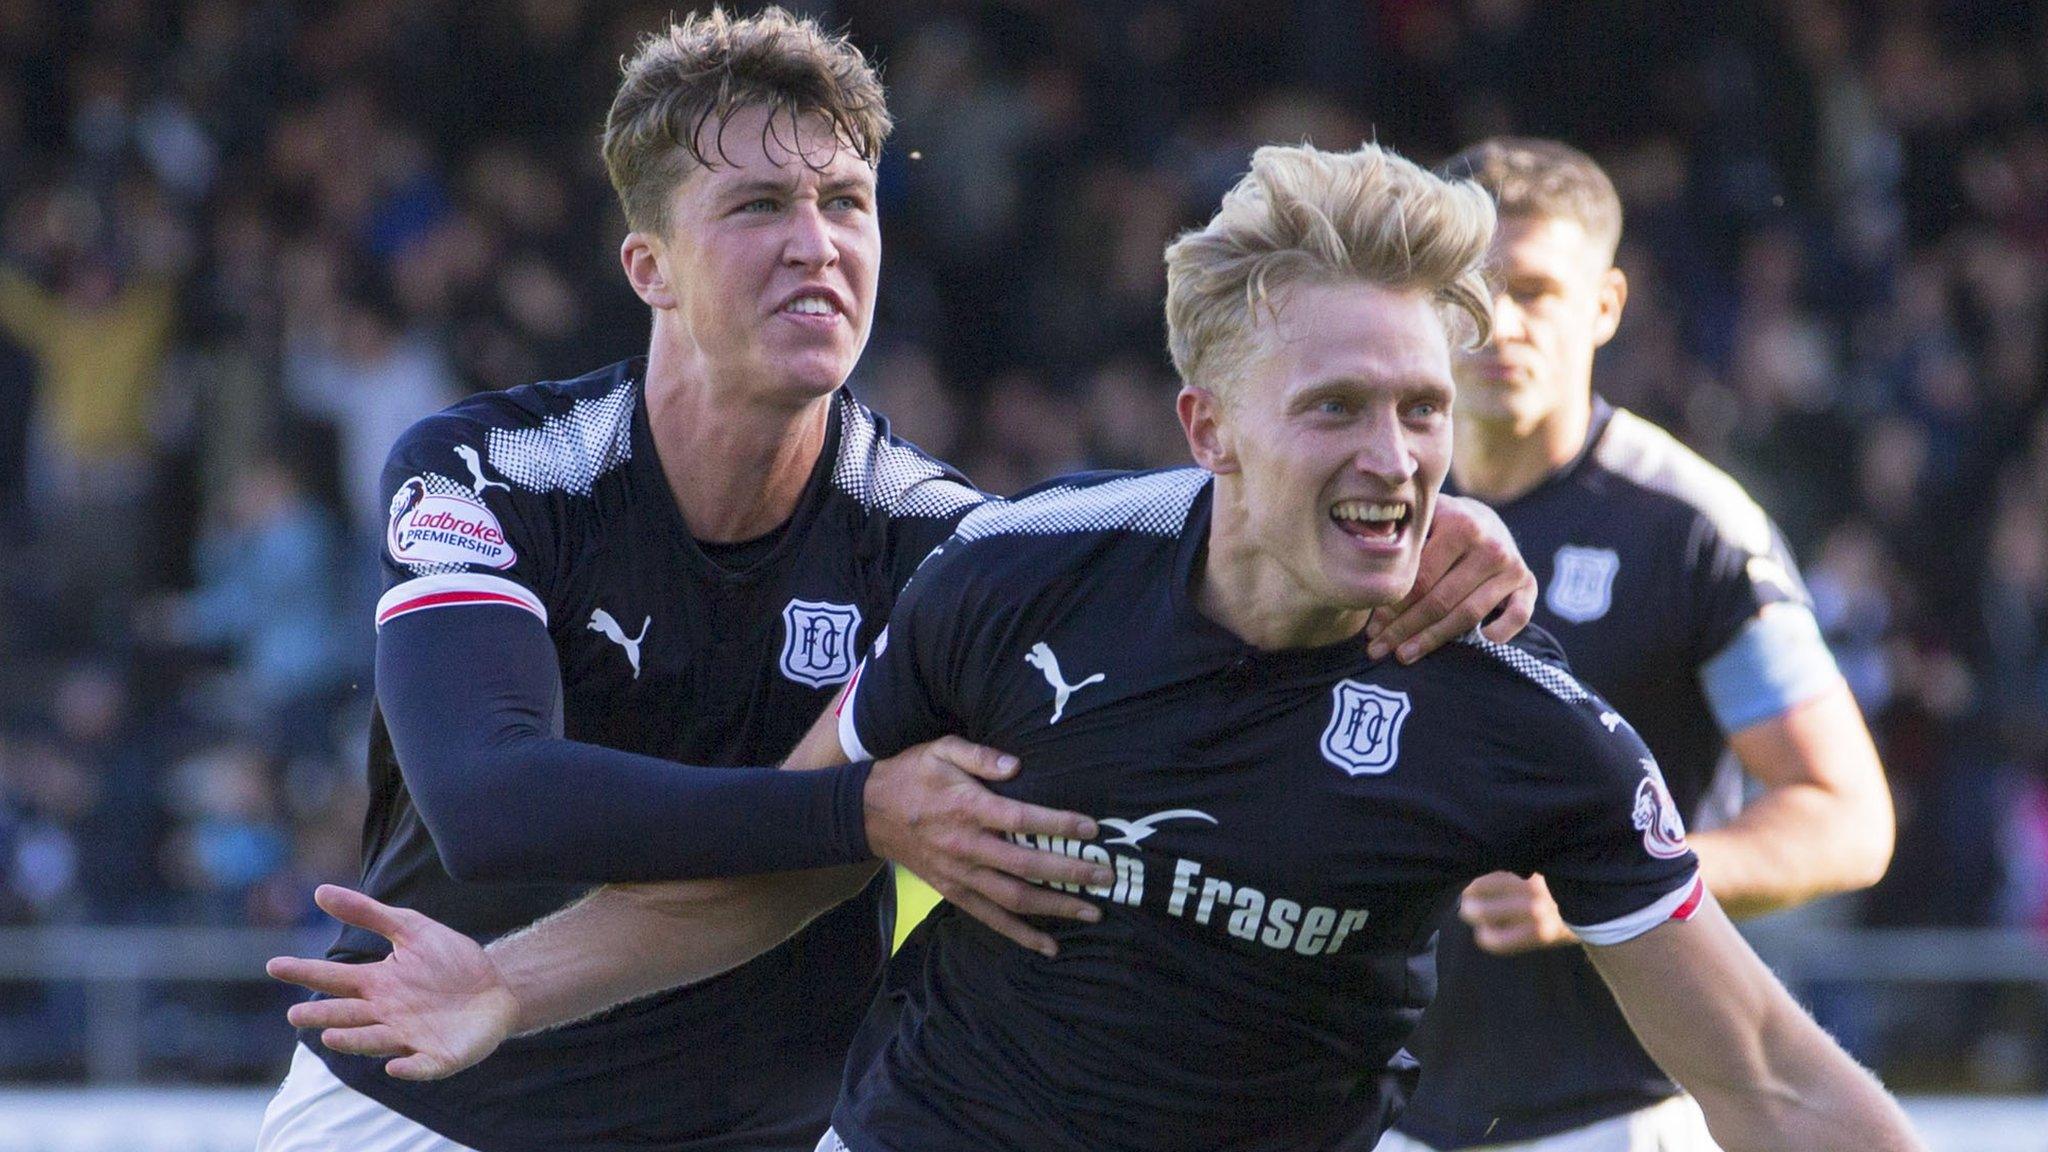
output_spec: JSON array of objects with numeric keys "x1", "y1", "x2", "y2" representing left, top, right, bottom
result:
[
  {"x1": 1348, "y1": 418, "x2": 1417, "y2": 486},
  {"x1": 1490, "y1": 292, "x2": 1527, "y2": 341},
  {"x1": 782, "y1": 200, "x2": 839, "y2": 269}
]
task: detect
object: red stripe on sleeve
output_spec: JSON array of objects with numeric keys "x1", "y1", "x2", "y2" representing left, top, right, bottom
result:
[
  {"x1": 835, "y1": 661, "x2": 865, "y2": 718},
  {"x1": 377, "y1": 590, "x2": 539, "y2": 627},
  {"x1": 1670, "y1": 877, "x2": 1706, "y2": 922}
]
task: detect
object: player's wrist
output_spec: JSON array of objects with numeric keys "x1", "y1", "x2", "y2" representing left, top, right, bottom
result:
[
  {"x1": 858, "y1": 753, "x2": 909, "y2": 864},
  {"x1": 836, "y1": 758, "x2": 877, "y2": 861},
  {"x1": 494, "y1": 951, "x2": 558, "y2": 1039}
]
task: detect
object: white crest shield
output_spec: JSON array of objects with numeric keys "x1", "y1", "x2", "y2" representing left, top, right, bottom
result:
[
  {"x1": 1321, "y1": 681, "x2": 1410, "y2": 776},
  {"x1": 1547, "y1": 545, "x2": 1620, "y2": 624},
  {"x1": 780, "y1": 599, "x2": 863, "y2": 688}
]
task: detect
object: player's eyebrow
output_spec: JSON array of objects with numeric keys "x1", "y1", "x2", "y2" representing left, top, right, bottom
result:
[
  {"x1": 1500, "y1": 270, "x2": 1565, "y2": 295},
  {"x1": 719, "y1": 172, "x2": 873, "y2": 204},
  {"x1": 1410, "y1": 379, "x2": 1454, "y2": 408},
  {"x1": 719, "y1": 176, "x2": 802, "y2": 202},
  {"x1": 817, "y1": 174, "x2": 875, "y2": 198}
]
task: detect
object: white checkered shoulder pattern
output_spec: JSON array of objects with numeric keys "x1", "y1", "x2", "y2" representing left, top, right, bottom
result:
[
  {"x1": 833, "y1": 397, "x2": 984, "y2": 520},
  {"x1": 484, "y1": 379, "x2": 636, "y2": 497},
  {"x1": 1457, "y1": 633, "x2": 1593, "y2": 705},
  {"x1": 953, "y1": 469, "x2": 1208, "y2": 542}
]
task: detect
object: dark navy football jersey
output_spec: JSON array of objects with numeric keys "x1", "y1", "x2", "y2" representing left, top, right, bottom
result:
[
  {"x1": 828, "y1": 470, "x2": 1702, "y2": 1152},
  {"x1": 1400, "y1": 400, "x2": 1839, "y2": 1148},
  {"x1": 314, "y1": 360, "x2": 983, "y2": 1152}
]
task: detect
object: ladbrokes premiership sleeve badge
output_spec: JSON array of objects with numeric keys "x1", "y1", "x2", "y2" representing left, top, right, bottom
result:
[{"x1": 387, "y1": 475, "x2": 517, "y2": 570}]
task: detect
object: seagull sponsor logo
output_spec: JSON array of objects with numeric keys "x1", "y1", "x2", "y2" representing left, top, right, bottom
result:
[
  {"x1": 1099, "y1": 809, "x2": 1216, "y2": 849},
  {"x1": 1008, "y1": 809, "x2": 1371, "y2": 958}
]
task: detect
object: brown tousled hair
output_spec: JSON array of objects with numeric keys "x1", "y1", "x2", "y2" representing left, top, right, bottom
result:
[
  {"x1": 602, "y1": 7, "x2": 892, "y2": 237},
  {"x1": 1438, "y1": 137, "x2": 1622, "y2": 259}
]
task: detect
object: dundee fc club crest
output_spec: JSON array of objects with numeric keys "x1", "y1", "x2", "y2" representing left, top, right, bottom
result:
[
  {"x1": 1548, "y1": 545, "x2": 1620, "y2": 624},
  {"x1": 1321, "y1": 681, "x2": 1410, "y2": 776},
  {"x1": 780, "y1": 599, "x2": 863, "y2": 688}
]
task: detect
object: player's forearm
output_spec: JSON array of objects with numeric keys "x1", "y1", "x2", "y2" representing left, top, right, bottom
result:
[
  {"x1": 1593, "y1": 902, "x2": 1922, "y2": 1152},
  {"x1": 430, "y1": 740, "x2": 874, "y2": 882},
  {"x1": 1695, "y1": 700, "x2": 1893, "y2": 916},
  {"x1": 1689, "y1": 1000, "x2": 1923, "y2": 1152},
  {"x1": 1699, "y1": 685, "x2": 1893, "y2": 917},
  {"x1": 1687, "y1": 790, "x2": 1887, "y2": 917},
  {"x1": 490, "y1": 866, "x2": 880, "y2": 1034},
  {"x1": 379, "y1": 608, "x2": 873, "y2": 882}
]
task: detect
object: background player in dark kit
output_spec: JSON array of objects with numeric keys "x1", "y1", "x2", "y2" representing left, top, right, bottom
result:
[
  {"x1": 256, "y1": 12, "x2": 1539, "y2": 1152},
  {"x1": 271, "y1": 141, "x2": 1924, "y2": 1152},
  {"x1": 1385, "y1": 139, "x2": 1895, "y2": 1152}
]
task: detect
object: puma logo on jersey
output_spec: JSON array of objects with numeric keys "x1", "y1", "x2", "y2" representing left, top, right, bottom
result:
[
  {"x1": 1025, "y1": 642, "x2": 1105, "y2": 723},
  {"x1": 455, "y1": 444, "x2": 511, "y2": 497},
  {"x1": 1600, "y1": 711, "x2": 1624, "y2": 732},
  {"x1": 588, "y1": 608, "x2": 651, "y2": 679},
  {"x1": 1099, "y1": 809, "x2": 1218, "y2": 849}
]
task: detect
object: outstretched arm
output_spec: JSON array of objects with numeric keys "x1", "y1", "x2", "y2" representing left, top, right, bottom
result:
[
  {"x1": 272, "y1": 706, "x2": 1111, "y2": 1080},
  {"x1": 272, "y1": 863, "x2": 874, "y2": 1081},
  {"x1": 1586, "y1": 895, "x2": 1923, "y2": 1152}
]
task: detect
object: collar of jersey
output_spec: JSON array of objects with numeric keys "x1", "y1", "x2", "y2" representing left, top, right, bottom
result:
[{"x1": 629, "y1": 374, "x2": 841, "y2": 582}]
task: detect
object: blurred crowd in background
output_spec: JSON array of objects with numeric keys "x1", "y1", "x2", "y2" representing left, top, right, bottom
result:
[{"x1": 0, "y1": 0, "x2": 2044, "y2": 1088}]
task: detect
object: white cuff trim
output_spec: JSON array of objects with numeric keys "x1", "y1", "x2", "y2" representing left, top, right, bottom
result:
[
  {"x1": 376, "y1": 573, "x2": 547, "y2": 630},
  {"x1": 836, "y1": 660, "x2": 873, "y2": 762},
  {"x1": 1570, "y1": 873, "x2": 1706, "y2": 946}
]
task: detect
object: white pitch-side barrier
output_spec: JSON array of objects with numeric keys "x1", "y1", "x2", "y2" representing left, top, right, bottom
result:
[{"x1": 0, "y1": 1091, "x2": 2043, "y2": 1151}]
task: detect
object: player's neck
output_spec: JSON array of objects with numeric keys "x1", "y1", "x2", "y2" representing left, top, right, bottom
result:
[
  {"x1": 1450, "y1": 395, "x2": 1592, "y2": 505},
  {"x1": 642, "y1": 358, "x2": 833, "y2": 543},
  {"x1": 1198, "y1": 491, "x2": 1372, "y2": 651}
]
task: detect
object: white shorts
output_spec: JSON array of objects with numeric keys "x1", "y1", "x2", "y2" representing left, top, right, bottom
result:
[
  {"x1": 814, "y1": 1128, "x2": 852, "y2": 1152},
  {"x1": 256, "y1": 1043, "x2": 481, "y2": 1152},
  {"x1": 1376, "y1": 1095, "x2": 1718, "y2": 1152}
]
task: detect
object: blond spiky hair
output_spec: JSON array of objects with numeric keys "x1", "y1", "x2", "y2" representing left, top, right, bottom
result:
[{"x1": 1165, "y1": 142, "x2": 1495, "y2": 397}]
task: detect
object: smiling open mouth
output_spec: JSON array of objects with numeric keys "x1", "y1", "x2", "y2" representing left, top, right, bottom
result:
[{"x1": 1330, "y1": 499, "x2": 1410, "y2": 542}]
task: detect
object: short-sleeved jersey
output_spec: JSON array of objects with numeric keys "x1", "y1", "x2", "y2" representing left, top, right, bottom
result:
[
  {"x1": 828, "y1": 470, "x2": 1702, "y2": 1152},
  {"x1": 313, "y1": 360, "x2": 983, "y2": 1152},
  {"x1": 1401, "y1": 400, "x2": 1833, "y2": 1147}
]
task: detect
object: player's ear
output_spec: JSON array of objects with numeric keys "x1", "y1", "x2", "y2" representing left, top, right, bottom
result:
[
  {"x1": 1179, "y1": 385, "x2": 1239, "y2": 475},
  {"x1": 622, "y1": 232, "x2": 678, "y2": 310},
  {"x1": 1591, "y1": 265, "x2": 1627, "y2": 348}
]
